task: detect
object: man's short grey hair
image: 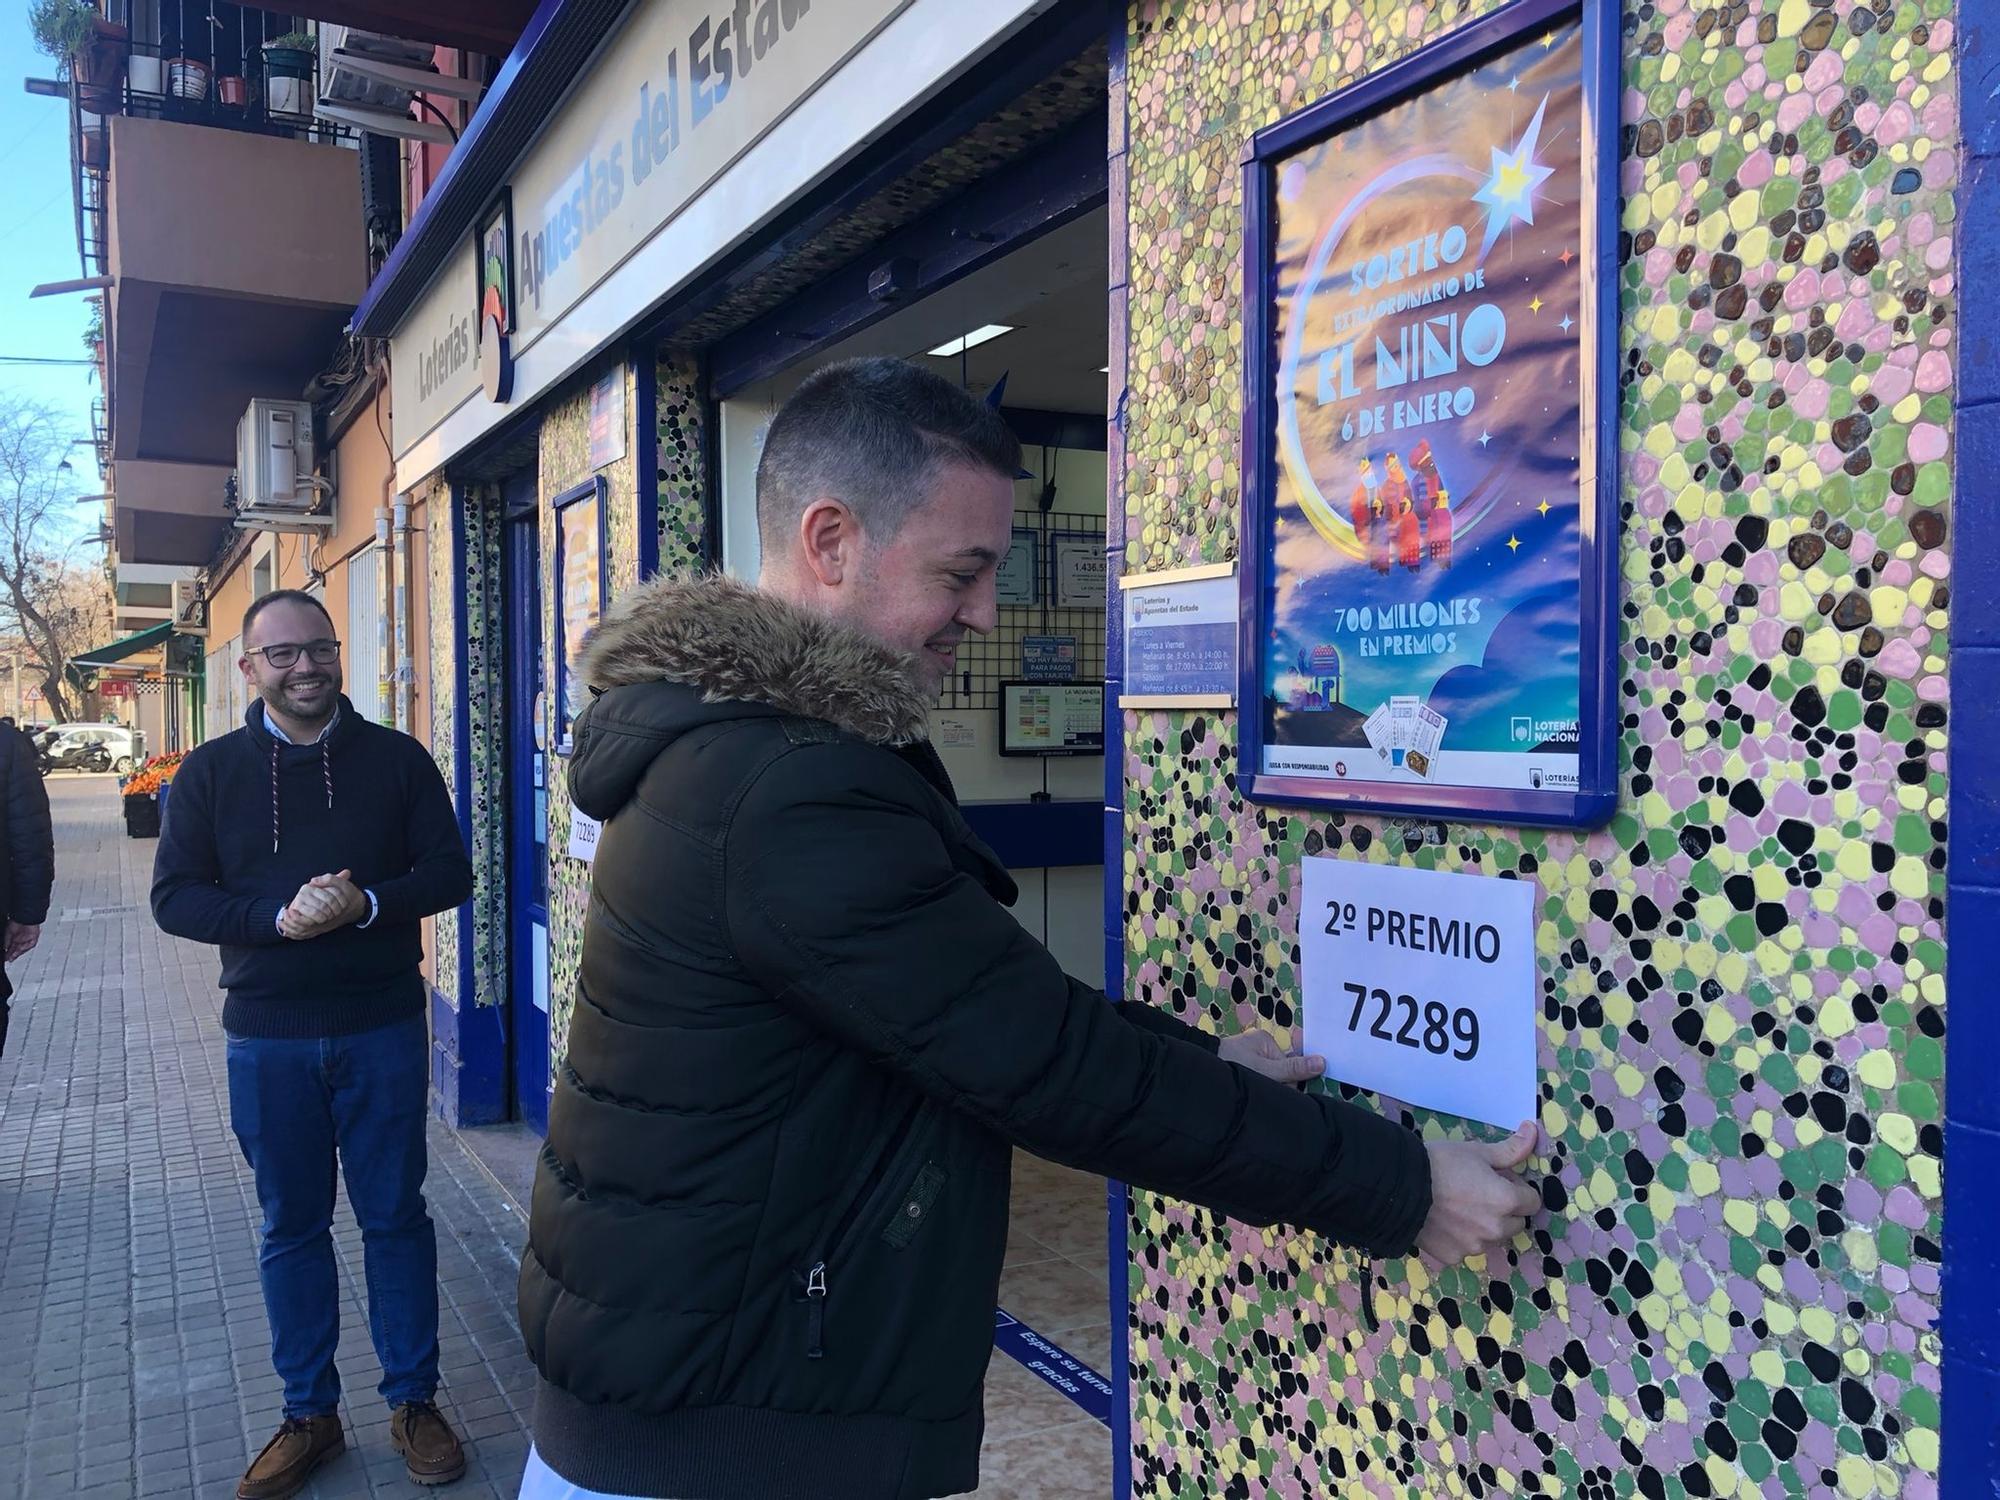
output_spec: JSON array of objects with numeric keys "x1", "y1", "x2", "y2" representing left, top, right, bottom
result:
[{"x1": 756, "y1": 357, "x2": 1023, "y2": 553}]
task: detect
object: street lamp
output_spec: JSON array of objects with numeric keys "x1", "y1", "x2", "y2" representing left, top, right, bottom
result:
[{"x1": 28, "y1": 276, "x2": 113, "y2": 299}]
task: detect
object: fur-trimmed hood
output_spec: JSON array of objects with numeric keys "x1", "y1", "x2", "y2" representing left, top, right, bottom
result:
[{"x1": 566, "y1": 574, "x2": 932, "y2": 822}]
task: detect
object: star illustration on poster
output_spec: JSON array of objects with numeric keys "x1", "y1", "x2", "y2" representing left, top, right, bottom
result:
[{"x1": 1472, "y1": 95, "x2": 1555, "y2": 257}]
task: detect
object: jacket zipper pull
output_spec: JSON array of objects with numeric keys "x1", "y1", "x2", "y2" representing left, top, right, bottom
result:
[{"x1": 804, "y1": 1262, "x2": 827, "y2": 1360}]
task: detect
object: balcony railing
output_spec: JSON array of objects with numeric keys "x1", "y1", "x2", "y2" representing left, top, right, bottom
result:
[
  {"x1": 70, "y1": 7, "x2": 358, "y2": 279},
  {"x1": 90, "y1": 397, "x2": 110, "y2": 480}
]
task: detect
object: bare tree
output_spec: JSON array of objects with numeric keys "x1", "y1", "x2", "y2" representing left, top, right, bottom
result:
[{"x1": 0, "y1": 397, "x2": 114, "y2": 722}]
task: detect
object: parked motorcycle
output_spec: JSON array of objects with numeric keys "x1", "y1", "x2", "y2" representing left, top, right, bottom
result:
[{"x1": 36, "y1": 735, "x2": 114, "y2": 777}]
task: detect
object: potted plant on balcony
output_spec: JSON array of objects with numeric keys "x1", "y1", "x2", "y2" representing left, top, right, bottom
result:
[
  {"x1": 166, "y1": 55, "x2": 210, "y2": 100},
  {"x1": 31, "y1": 0, "x2": 130, "y2": 116},
  {"x1": 78, "y1": 112, "x2": 108, "y2": 168},
  {"x1": 82, "y1": 303, "x2": 103, "y2": 369},
  {"x1": 28, "y1": 0, "x2": 90, "y2": 65},
  {"x1": 262, "y1": 31, "x2": 317, "y2": 118}
]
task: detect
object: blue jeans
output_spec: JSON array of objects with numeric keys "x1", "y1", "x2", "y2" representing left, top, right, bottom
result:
[{"x1": 226, "y1": 1012, "x2": 440, "y2": 1417}]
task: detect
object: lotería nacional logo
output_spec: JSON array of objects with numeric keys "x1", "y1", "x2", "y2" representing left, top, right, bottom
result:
[
  {"x1": 1512, "y1": 714, "x2": 1580, "y2": 747},
  {"x1": 476, "y1": 197, "x2": 515, "y2": 403}
]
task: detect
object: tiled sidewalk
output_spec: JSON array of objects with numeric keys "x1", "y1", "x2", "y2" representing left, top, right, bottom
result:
[{"x1": 0, "y1": 776, "x2": 536, "y2": 1499}]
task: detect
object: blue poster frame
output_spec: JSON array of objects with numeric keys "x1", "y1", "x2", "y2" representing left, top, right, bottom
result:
[
  {"x1": 1237, "y1": 0, "x2": 1619, "y2": 829},
  {"x1": 551, "y1": 475, "x2": 608, "y2": 758}
]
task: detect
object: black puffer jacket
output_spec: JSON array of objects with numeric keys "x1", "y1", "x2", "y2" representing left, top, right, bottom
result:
[
  {"x1": 0, "y1": 722, "x2": 51, "y2": 1016},
  {"x1": 519, "y1": 575, "x2": 1431, "y2": 1500},
  {"x1": 0, "y1": 724, "x2": 52, "y2": 931}
]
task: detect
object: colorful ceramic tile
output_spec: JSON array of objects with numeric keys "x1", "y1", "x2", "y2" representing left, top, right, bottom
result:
[{"x1": 1121, "y1": 0, "x2": 1952, "y2": 1494}]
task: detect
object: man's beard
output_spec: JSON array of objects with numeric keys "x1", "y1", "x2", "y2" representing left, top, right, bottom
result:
[{"x1": 272, "y1": 675, "x2": 338, "y2": 716}]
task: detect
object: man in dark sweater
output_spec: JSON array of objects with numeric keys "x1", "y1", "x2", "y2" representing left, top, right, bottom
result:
[{"x1": 152, "y1": 589, "x2": 475, "y2": 1500}]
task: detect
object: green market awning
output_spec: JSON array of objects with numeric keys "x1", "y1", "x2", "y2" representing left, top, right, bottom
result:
[{"x1": 70, "y1": 620, "x2": 176, "y2": 672}]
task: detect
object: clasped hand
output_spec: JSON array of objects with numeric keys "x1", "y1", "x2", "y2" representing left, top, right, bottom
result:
[{"x1": 279, "y1": 869, "x2": 366, "y2": 940}]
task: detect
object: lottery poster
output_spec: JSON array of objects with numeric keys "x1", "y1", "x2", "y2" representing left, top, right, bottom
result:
[
  {"x1": 557, "y1": 485, "x2": 605, "y2": 753},
  {"x1": 1245, "y1": 12, "x2": 1614, "y2": 817}
]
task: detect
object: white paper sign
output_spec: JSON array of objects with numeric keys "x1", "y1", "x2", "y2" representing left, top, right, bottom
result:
[
  {"x1": 531, "y1": 922, "x2": 549, "y2": 1014},
  {"x1": 1300, "y1": 858, "x2": 1537, "y2": 1130},
  {"x1": 568, "y1": 810, "x2": 603, "y2": 863},
  {"x1": 1053, "y1": 534, "x2": 1108, "y2": 609}
]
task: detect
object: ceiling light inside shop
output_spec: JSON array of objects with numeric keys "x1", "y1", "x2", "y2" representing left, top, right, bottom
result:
[{"x1": 926, "y1": 324, "x2": 1014, "y2": 357}]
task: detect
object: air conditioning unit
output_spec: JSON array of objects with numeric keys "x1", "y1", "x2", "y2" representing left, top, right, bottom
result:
[
  {"x1": 315, "y1": 25, "x2": 482, "y2": 144},
  {"x1": 234, "y1": 399, "x2": 333, "y2": 532},
  {"x1": 172, "y1": 578, "x2": 207, "y2": 634}
]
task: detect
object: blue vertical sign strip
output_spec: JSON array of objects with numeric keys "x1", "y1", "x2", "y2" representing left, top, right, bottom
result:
[
  {"x1": 1943, "y1": 1, "x2": 2000, "y2": 1484},
  {"x1": 1106, "y1": 2, "x2": 1134, "y2": 1492}
]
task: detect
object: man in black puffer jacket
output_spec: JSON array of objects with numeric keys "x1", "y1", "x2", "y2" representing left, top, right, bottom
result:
[
  {"x1": 519, "y1": 358, "x2": 1541, "y2": 1500},
  {"x1": 0, "y1": 717, "x2": 52, "y2": 1061}
]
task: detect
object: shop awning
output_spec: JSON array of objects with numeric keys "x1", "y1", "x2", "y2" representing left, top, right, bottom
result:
[{"x1": 70, "y1": 621, "x2": 176, "y2": 671}]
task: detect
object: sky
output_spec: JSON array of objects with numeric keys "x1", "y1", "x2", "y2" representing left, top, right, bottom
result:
[{"x1": 0, "y1": 8, "x2": 105, "y2": 541}]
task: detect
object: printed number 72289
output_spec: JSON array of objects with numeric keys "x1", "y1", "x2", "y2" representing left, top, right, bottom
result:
[{"x1": 1343, "y1": 982, "x2": 1479, "y2": 1060}]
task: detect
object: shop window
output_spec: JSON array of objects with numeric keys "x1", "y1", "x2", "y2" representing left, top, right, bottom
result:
[{"x1": 250, "y1": 536, "x2": 276, "y2": 600}]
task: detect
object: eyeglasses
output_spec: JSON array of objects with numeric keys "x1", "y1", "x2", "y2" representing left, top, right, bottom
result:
[{"x1": 248, "y1": 639, "x2": 341, "y2": 670}]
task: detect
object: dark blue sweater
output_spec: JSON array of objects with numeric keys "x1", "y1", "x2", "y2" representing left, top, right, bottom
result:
[{"x1": 151, "y1": 697, "x2": 473, "y2": 1039}]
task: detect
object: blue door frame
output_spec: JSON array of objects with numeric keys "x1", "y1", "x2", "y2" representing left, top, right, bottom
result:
[{"x1": 504, "y1": 476, "x2": 552, "y2": 1133}]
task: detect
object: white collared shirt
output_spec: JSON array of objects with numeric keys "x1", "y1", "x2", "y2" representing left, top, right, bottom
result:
[{"x1": 262, "y1": 701, "x2": 339, "y2": 745}]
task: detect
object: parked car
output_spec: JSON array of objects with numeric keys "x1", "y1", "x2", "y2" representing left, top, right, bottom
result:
[{"x1": 37, "y1": 723, "x2": 143, "y2": 775}]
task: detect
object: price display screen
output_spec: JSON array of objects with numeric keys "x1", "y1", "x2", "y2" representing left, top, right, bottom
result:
[{"x1": 998, "y1": 682, "x2": 1105, "y2": 758}]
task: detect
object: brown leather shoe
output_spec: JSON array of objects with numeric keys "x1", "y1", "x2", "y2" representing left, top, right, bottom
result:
[
  {"x1": 238, "y1": 1414, "x2": 344, "y2": 1500},
  {"x1": 391, "y1": 1400, "x2": 468, "y2": 1486}
]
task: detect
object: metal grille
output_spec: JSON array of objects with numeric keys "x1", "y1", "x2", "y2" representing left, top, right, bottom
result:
[{"x1": 935, "y1": 509, "x2": 1106, "y2": 713}]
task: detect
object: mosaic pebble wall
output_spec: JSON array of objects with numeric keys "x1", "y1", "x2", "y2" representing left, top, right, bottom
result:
[
  {"x1": 1119, "y1": 1, "x2": 1954, "y2": 1496},
  {"x1": 427, "y1": 482, "x2": 461, "y2": 1008},
  {"x1": 656, "y1": 348, "x2": 709, "y2": 575},
  {"x1": 427, "y1": 480, "x2": 509, "y2": 1016},
  {"x1": 470, "y1": 489, "x2": 510, "y2": 1008}
]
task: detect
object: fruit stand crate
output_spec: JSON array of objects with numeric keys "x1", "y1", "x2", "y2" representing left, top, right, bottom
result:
[{"x1": 122, "y1": 791, "x2": 160, "y2": 839}]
